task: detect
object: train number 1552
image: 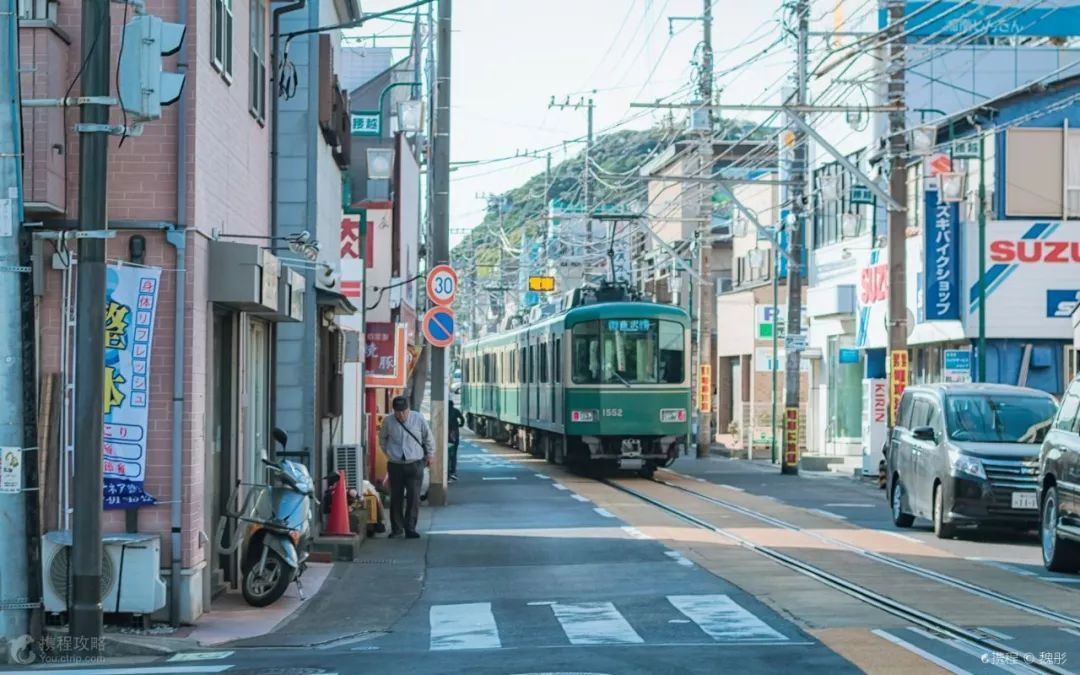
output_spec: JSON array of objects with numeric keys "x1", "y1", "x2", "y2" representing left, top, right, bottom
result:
[{"x1": 602, "y1": 408, "x2": 624, "y2": 417}]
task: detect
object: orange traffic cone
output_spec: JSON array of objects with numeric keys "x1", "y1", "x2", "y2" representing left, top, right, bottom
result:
[{"x1": 325, "y1": 470, "x2": 351, "y2": 536}]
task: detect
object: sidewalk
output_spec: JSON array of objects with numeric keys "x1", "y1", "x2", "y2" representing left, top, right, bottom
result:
[{"x1": 98, "y1": 561, "x2": 335, "y2": 656}]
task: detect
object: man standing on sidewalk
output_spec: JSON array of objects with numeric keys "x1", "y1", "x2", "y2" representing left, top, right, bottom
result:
[
  {"x1": 448, "y1": 400, "x2": 465, "y2": 481},
  {"x1": 378, "y1": 396, "x2": 433, "y2": 539}
]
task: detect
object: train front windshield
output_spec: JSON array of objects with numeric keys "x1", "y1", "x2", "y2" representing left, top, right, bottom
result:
[{"x1": 571, "y1": 319, "x2": 685, "y2": 385}]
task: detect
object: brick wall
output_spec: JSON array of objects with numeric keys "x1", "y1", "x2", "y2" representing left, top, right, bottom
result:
[{"x1": 29, "y1": 0, "x2": 271, "y2": 587}]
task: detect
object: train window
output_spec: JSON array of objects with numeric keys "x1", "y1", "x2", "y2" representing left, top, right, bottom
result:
[
  {"x1": 555, "y1": 338, "x2": 561, "y2": 383},
  {"x1": 603, "y1": 320, "x2": 658, "y2": 384},
  {"x1": 540, "y1": 342, "x2": 549, "y2": 383},
  {"x1": 572, "y1": 322, "x2": 602, "y2": 384},
  {"x1": 659, "y1": 321, "x2": 685, "y2": 384}
]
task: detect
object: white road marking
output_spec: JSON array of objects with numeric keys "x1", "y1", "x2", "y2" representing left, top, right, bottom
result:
[
  {"x1": 482, "y1": 477, "x2": 517, "y2": 481},
  {"x1": 549, "y1": 602, "x2": 644, "y2": 645},
  {"x1": 570, "y1": 494, "x2": 591, "y2": 503},
  {"x1": 593, "y1": 508, "x2": 616, "y2": 518},
  {"x1": 621, "y1": 526, "x2": 651, "y2": 540},
  {"x1": 667, "y1": 595, "x2": 786, "y2": 641},
  {"x1": 809, "y1": 508, "x2": 846, "y2": 521},
  {"x1": 976, "y1": 627, "x2": 1014, "y2": 641},
  {"x1": 13, "y1": 665, "x2": 234, "y2": 669},
  {"x1": 552, "y1": 483, "x2": 569, "y2": 491},
  {"x1": 534, "y1": 473, "x2": 553, "y2": 479},
  {"x1": 429, "y1": 602, "x2": 502, "y2": 651},
  {"x1": 966, "y1": 558, "x2": 1038, "y2": 576},
  {"x1": 1044, "y1": 577, "x2": 1080, "y2": 583},
  {"x1": 718, "y1": 484, "x2": 745, "y2": 492},
  {"x1": 169, "y1": 652, "x2": 234, "y2": 662},
  {"x1": 664, "y1": 550, "x2": 695, "y2": 567},
  {"x1": 882, "y1": 531, "x2": 924, "y2": 544},
  {"x1": 871, "y1": 629, "x2": 972, "y2": 675}
]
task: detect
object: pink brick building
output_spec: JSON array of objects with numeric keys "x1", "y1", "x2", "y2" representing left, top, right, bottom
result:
[{"x1": 19, "y1": 0, "x2": 299, "y2": 623}]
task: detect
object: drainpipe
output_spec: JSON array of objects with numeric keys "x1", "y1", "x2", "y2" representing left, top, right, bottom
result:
[
  {"x1": 271, "y1": 0, "x2": 306, "y2": 242},
  {"x1": 164, "y1": 0, "x2": 191, "y2": 627}
]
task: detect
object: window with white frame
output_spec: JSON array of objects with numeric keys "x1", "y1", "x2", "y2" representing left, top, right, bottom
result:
[
  {"x1": 249, "y1": 0, "x2": 266, "y2": 121},
  {"x1": 211, "y1": 0, "x2": 234, "y2": 79}
]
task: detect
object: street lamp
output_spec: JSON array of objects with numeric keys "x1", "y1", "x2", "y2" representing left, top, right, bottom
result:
[
  {"x1": 938, "y1": 172, "x2": 965, "y2": 203},
  {"x1": 818, "y1": 174, "x2": 839, "y2": 202},
  {"x1": 910, "y1": 125, "x2": 937, "y2": 156},
  {"x1": 398, "y1": 99, "x2": 424, "y2": 133},
  {"x1": 747, "y1": 247, "x2": 765, "y2": 274},
  {"x1": 841, "y1": 212, "x2": 860, "y2": 238},
  {"x1": 367, "y1": 147, "x2": 394, "y2": 180}
]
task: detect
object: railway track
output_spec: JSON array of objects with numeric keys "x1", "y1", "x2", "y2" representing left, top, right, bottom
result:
[{"x1": 600, "y1": 473, "x2": 1075, "y2": 675}]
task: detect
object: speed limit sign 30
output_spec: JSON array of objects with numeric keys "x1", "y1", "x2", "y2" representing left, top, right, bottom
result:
[{"x1": 426, "y1": 264, "x2": 458, "y2": 306}]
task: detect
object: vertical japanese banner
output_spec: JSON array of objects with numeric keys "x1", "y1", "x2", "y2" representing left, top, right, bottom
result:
[
  {"x1": 889, "y1": 350, "x2": 909, "y2": 426},
  {"x1": 783, "y1": 407, "x2": 800, "y2": 466},
  {"x1": 102, "y1": 264, "x2": 161, "y2": 509},
  {"x1": 924, "y1": 188, "x2": 961, "y2": 320},
  {"x1": 698, "y1": 364, "x2": 711, "y2": 413}
]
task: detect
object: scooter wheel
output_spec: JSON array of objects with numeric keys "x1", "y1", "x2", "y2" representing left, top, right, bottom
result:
[{"x1": 242, "y1": 549, "x2": 293, "y2": 607}]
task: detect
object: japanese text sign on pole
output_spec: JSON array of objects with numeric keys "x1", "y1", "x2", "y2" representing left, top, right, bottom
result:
[
  {"x1": 924, "y1": 188, "x2": 961, "y2": 321},
  {"x1": 423, "y1": 306, "x2": 455, "y2": 348},
  {"x1": 698, "y1": 364, "x2": 712, "y2": 413},
  {"x1": 0, "y1": 448, "x2": 21, "y2": 494},
  {"x1": 103, "y1": 264, "x2": 162, "y2": 509},
  {"x1": 889, "y1": 350, "x2": 910, "y2": 426},
  {"x1": 427, "y1": 264, "x2": 458, "y2": 307},
  {"x1": 942, "y1": 349, "x2": 972, "y2": 383},
  {"x1": 784, "y1": 407, "x2": 800, "y2": 467}
]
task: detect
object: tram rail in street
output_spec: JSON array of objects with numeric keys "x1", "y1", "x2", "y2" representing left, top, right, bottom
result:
[{"x1": 600, "y1": 474, "x2": 1073, "y2": 675}]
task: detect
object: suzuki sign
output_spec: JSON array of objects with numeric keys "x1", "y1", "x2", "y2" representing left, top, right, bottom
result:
[{"x1": 966, "y1": 221, "x2": 1080, "y2": 339}]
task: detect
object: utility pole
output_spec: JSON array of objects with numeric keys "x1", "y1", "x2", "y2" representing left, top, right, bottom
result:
[
  {"x1": 0, "y1": 0, "x2": 31, "y2": 654},
  {"x1": 548, "y1": 97, "x2": 595, "y2": 271},
  {"x1": 695, "y1": 0, "x2": 714, "y2": 457},
  {"x1": 428, "y1": 0, "x2": 451, "y2": 506},
  {"x1": 71, "y1": 0, "x2": 110, "y2": 652},
  {"x1": 886, "y1": 0, "x2": 909, "y2": 422},
  {"x1": 781, "y1": 0, "x2": 809, "y2": 476}
]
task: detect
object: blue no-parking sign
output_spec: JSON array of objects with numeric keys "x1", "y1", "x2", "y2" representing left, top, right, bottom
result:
[{"x1": 423, "y1": 306, "x2": 455, "y2": 348}]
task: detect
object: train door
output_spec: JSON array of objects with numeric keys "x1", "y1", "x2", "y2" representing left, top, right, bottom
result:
[{"x1": 553, "y1": 336, "x2": 562, "y2": 427}]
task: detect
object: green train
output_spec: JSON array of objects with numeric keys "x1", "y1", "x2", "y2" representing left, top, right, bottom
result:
[{"x1": 460, "y1": 285, "x2": 691, "y2": 477}]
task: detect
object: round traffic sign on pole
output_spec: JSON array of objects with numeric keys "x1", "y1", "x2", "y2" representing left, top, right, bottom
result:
[
  {"x1": 422, "y1": 306, "x2": 455, "y2": 348},
  {"x1": 427, "y1": 264, "x2": 458, "y2": 306}
]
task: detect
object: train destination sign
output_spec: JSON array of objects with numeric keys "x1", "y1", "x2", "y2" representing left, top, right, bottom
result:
[{"x1": 528, "y1": 275, "x2": 556, "y2": 292}]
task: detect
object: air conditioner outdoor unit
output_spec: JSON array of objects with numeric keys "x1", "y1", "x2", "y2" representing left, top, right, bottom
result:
[
  {"x1": 42, "y1": 531, "x2": 167, "y2": 615},
  {"x1": 332, "y1": 444, "x2": 363, "y2": 491}
]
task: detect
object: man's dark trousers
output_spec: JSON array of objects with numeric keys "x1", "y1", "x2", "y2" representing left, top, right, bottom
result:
[{"x1": 388, "y1": 460, "x2": 424, "y2": 534}]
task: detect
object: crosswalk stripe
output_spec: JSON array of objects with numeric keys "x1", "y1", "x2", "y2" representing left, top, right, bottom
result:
[
  {"x1": 550, "y1": 601, "x2": 644, "y2": 645},
  {"x1": 668, "y1": 595, "x2": 787, "y2": 642},
  {"x1": 429, "y1": 602, "x2": 502, "y2": 650},
  {"x1": 4, "y1": 668, "x2": 233, "y2": 674}
]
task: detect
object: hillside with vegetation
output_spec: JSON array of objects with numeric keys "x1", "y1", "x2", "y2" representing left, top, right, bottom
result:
[{"x1": 452, "y1": 119, "x2": 773, "y2": 276}]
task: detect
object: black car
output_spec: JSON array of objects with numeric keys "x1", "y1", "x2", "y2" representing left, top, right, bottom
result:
[
  {"x1": 887, "y1": 383, "x2": 1058, "y2": 539},
  {"x1": 1039, "y1": 373, "x2": 1080, "y2": 571}
]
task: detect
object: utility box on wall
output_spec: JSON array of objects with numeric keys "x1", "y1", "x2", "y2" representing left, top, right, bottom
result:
[{"x1": 209, "y1": 241, "x2": 281, "y2": 313}]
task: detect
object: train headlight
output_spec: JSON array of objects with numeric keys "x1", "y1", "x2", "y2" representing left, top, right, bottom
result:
[
  {"x1": 660, "y1": 408, "x2": 686, "y2": 423},
  {"x1": 571, "y1": 410, "x2": 597, "y2": 423}
]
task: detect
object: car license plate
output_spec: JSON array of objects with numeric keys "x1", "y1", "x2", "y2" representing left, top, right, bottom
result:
[{"x1": 1011, "y1": 492, "x2": 1038, "y2": 510}]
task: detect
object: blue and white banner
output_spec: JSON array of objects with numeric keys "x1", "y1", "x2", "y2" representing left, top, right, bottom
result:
[
  {"x1": 880, "y1": 1, "x2": 1080, "y2": 38},
  {"x1": 924, "y1": 189, "x2": 961, "y2": 321},
  {"x1": 102, "y1": 264, "x2": 161, "y2": 509}
]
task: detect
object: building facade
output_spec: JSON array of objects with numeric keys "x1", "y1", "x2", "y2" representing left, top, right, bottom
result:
[{"x1": 20, "y1": 0, "x2": 291, "y2": 622}]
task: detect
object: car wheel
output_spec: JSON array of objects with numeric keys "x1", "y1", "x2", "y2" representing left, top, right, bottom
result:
[
  {"x1": 891, "y1": 479, "x2": 915, "y2": 528},
  {"x1": 1042, "y1": 486, "x2": 1080, "y2": 572},
  {"x1": 933, "y1": 483, "x2": 956, "y2": 539}
]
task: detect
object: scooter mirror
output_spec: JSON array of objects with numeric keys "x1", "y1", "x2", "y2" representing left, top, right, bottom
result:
[{"x1": 272, "y1": 428, "x2": 288, "y2": 448}]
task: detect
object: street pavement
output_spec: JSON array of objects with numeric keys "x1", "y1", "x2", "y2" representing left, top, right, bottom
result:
[
  {"x1": 15, "y1": 439, "x2": 1080, "y2": 674},
  {"x1": 19, "y1": 436, "x2": 854, "y2": 674}
]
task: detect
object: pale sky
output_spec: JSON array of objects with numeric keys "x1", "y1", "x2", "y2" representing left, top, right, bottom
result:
[{"x1": 357, "y1": 1, "x2": 793, "y2": 246}]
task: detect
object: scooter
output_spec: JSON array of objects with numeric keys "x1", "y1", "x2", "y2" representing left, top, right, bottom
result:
[{"x1": 220, "y1": 428, "x2": 317, "y2": 607}]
